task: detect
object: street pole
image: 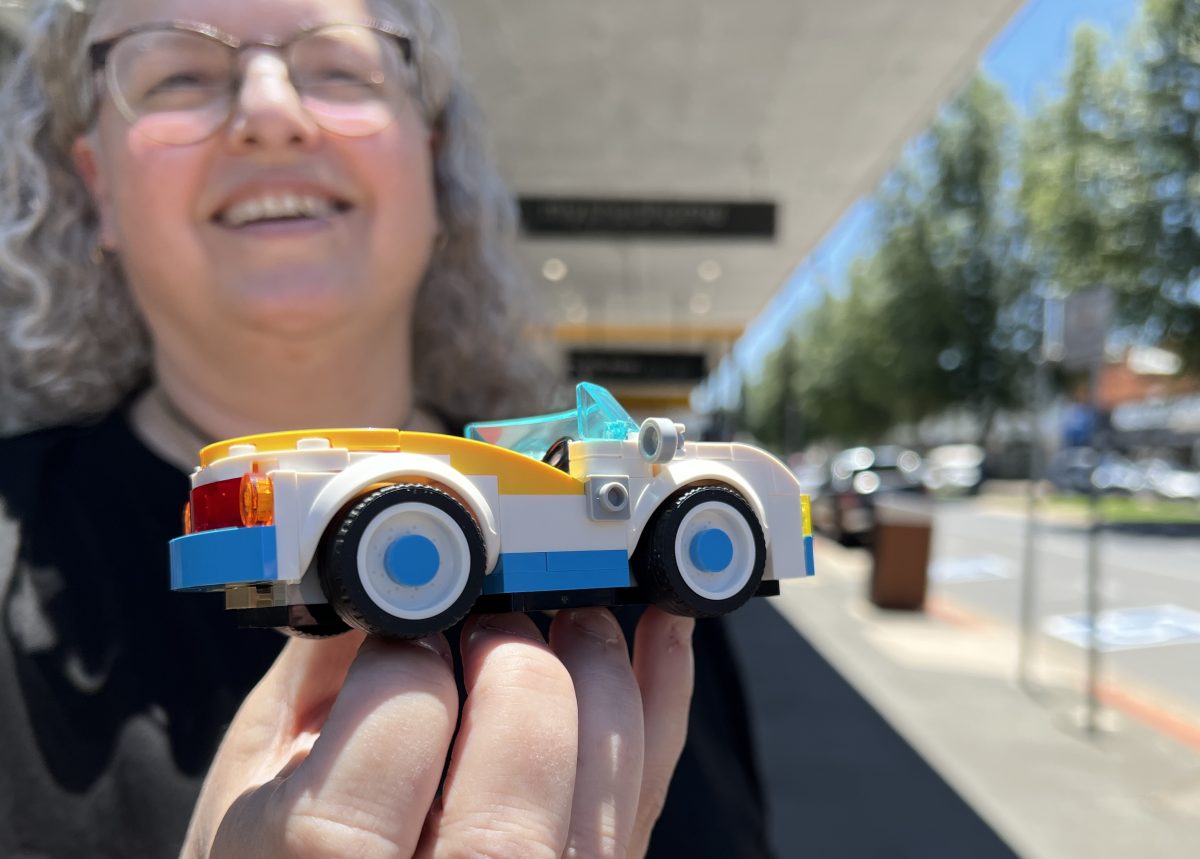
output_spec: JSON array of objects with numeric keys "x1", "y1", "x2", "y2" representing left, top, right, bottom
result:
[
  {"x1": 1019, "y1": 292, "x2": 1060, "y2": 692},
  {"x1": 1084, "y1": 361, "x2": 1103, "y2": 734},
  {"x1": 1017, "y1": 356, "x2": 1045, "y2": 692}
]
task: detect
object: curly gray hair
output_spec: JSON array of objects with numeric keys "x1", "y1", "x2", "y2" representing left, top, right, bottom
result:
[{"x1": 0, "y1": 0, "x2": 552, "y2": 435}]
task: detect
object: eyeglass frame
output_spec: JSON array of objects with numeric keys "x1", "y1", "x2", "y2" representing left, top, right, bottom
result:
[{"x1": 85, "y1": 19, "x2": 420, "y2": 136}]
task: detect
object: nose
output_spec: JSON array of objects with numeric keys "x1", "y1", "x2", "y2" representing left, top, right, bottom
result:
[{"x1": 226, "y1": 52, "x2": 320, "y2": 152}]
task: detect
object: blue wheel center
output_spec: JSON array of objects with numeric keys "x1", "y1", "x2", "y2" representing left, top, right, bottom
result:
[
  {"x1": 689, "y1": 528, "x2": 734, "y2": 574},
  {"x1": 384, "y1": 534, "x2": 440, "y2": 587}
]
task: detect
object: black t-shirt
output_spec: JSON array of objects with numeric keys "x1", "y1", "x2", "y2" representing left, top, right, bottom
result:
[{"x1": 0, "y1": 408, "x2": 773, "y2": 858}]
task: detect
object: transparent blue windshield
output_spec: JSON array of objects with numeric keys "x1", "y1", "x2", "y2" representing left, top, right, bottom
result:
[{"x1": 464, "y1": 382, "x2": 638, "y2": 460}]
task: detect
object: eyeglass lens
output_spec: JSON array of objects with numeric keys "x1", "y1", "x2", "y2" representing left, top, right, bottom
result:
[{"x1": 106, "y1": 25, "x2": 415, "y2": 144}]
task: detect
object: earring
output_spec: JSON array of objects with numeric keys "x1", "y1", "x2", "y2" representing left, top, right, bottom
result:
[
  {"x1": 434, "y1": 224, "x2": 449, "y2": 253},
  {"x1": 90, "y1": 243, "x2": 106, "y2": 265}
]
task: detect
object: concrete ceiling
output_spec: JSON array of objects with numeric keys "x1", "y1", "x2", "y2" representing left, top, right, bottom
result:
[
  {"x1": 442, "y1": 0, "x2": 1025, "y2": 366},
  {"x1": 1, "y1": 1, "x2": 1025, "y2": 399}
]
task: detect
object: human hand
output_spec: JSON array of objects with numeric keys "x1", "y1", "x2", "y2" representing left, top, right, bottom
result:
[{"x1": 181, "y1": 607, "x2": 695, "y2": 859}]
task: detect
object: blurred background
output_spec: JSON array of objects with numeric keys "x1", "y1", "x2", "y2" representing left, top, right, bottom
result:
[{"x1": 5, "y1": 0, "x2": 1198, "y2": 855}]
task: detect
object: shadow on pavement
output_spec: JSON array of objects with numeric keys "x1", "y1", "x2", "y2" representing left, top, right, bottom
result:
[
  {"x1": 1101, "y1": 521, "x2": 1200, "y2": 538},
  {"x1": 727, "y1": 598, "x2": 1017, "y2": 859},
  {"x1": 1040, "y1": 520, "x2": 1200, "y2": 538}
]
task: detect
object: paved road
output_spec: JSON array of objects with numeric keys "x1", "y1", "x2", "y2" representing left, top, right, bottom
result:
[{"x1": 921, "y1": 497, "x2": 1200, "y2": 713}]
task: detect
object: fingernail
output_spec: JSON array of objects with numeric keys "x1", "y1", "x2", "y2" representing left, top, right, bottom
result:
[
  {"x1": 567, "y1": 608, "x2": 621, "y2": 646},
  {"x1": 406, "y1": 635, "x2": 454, "y2": 669},
  {"x1": 470, "y1": 613, "x2": 544, "y2": 644},
  {"x1": 667, "y1": 616, "x2": 695, "y2": 651}
]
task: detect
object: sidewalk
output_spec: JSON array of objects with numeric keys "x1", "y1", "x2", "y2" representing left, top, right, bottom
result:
[{"x1": 725, "y1": 538, "x2": 1200, "y2": 858}]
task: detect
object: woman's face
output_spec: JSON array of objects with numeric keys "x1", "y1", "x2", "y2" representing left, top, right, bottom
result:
[{"x1": 75, "y1": 0, "x2": 438, "y2": 342}]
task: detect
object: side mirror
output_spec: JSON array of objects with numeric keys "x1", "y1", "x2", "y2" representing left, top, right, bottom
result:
[{"x1": 638, "y1": 418, "x2": 685, "y2": 463}]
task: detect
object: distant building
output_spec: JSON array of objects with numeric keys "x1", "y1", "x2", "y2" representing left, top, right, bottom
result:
[{"x1": 1094, "y1": 349, "x2": 1200, "y2": 458}]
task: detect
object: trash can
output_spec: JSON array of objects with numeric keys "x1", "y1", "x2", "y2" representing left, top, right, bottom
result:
[{"x1": 869, "y1": 495, "x2": 932, "y2": 610}]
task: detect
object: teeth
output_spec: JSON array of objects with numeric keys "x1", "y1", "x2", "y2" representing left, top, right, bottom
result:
[{"x1": 220, "y1": 194, "x2": 338, "y2": 227}]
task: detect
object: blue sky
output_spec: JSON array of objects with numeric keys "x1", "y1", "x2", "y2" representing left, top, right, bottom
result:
[{"x1": 699, "y1": 0, "x2": 1141, "y2": 411}]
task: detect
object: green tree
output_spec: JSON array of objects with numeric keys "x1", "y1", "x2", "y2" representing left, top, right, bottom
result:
[
  {"x1": 789, "y1": 276, "x2": 898, "y2": 443},
  {"x1": 746, "y1": 330, "x2": 804, "y2": 451},
  {"x1": 775, "y1": 73, "x2": 1032, "y2": 446},
  {"x1": 831, "y1": 74, "x2": 1031, "y2": 440},
  {"x1": 1021, "y1": 27, "x2": 1145, "y2": 309},
  {"x1": 1123, "y1": 0, "x2": 1200, "y2": 367}
]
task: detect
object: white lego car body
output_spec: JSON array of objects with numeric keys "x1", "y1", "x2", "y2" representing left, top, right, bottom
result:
[{"x1": 170, "y1": 383, "x2": 813, "y2": 637}]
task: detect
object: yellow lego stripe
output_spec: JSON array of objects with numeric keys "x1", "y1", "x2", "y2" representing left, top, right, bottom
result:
[
  {"x1": 399, "y1": 433, "x2": 583, "y2": 495},
  {"x1": 199, "y1": 429, "x2": 583, "y2": 496},
  {"x1": 200, "y1": 429, "x2": 403, "y2": 467},
  {"x1": 801, "y1": 495, "x2": 813, "y2": 537}
]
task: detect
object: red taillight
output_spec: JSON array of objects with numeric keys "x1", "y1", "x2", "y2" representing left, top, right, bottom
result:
[{"x1": 190, "y1": 477, "x2": 243, "y2": 532}]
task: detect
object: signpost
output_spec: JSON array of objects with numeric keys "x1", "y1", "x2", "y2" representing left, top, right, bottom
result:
[{"x1": 1021, "y1": 287, "x2": 1113, "y2": 732}]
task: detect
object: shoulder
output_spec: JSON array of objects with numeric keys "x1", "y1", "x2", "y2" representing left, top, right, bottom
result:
[
  {"x1": 0, "y1": 423, "x2": 90, "y2": 504},
  {"x1": 0, "y1": 413, "x2": 137, "y2": 510},
  {"x1": 0, "y1": 408, "x2": 179, "y2": 549}
]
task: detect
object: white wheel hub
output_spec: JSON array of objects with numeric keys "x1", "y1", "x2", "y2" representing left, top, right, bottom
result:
[
  {"x1": 672, "y1": 500, "x2": 757, "y2": 601},
  {"x1": 356, "y1": 502, "x2": 471, "y2": 619}
]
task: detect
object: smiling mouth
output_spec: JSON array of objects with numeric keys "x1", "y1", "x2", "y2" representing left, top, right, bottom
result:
[{"x1": 213, "y1": 193, "x2": 354, "y2": 229}]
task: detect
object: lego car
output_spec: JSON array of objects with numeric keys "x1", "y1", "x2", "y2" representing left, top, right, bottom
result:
[{"x1": 170, "y1": 382, "x2": 814, "y2": 638}]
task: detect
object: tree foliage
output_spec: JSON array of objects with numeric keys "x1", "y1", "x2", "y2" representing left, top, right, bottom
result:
[
  {"x1": 747, "y1": 1, "x2": 1200, "y2": 448},
  {"x1": 1124, "y1": 0, "x2": 1200, "y2": 365},
  {"x1": 750, "y1": 74, "x2": 1032, "y2": 447}
]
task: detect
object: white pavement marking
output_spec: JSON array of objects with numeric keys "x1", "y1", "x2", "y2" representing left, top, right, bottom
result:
[
  {"x1": 1043, "y1": 605, "x2": 1200, "y2": 652},
  {"x1": 929, "y1": 554, "x2": 1014, "y2": 583}
]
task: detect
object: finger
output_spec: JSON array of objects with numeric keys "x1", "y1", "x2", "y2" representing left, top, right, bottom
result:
[
  {"x1": 263, "y1": 631, "x2": 369, "y2": 734},
  {"x1": 420, "y1": 613, "x2": 578, "y2": 859},
  {"x1": 549, "y1": 608, "x2": 645, "y2": 859},
  {"x1": 213, "y1": 634, "x2": 459, "y2": 859},
  {"x1": 184, "y1": 630, "x2": 368, "y2": 855},
  {"x1": 628, "y1": 609, "x2": 695, "y2": 859}
]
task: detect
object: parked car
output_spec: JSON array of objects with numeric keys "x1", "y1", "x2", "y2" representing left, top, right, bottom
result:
[
  {"x1": 1091, "y1": 453, "x2": 1148, "y2": 495},
  {"x1": 921, "y1": 444, "x2": 985, "y2": 495},
  {"x1": 1138, "y1": 457, "x2": 1200, "y2": 501},
  {"x1": 1046, "y1": 448, "x2": 1196, "y2": 497},
  {"x1": 810, "y1": 445, "x2": 923, "y2": 545},
  {"x1": 171, "y1": 383, "x2": 814, "y2": 637}
]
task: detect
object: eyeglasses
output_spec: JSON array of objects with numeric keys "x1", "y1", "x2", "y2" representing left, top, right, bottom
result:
[{"x1": 88, "y1": 20, "x2": 419, "y2": 145}]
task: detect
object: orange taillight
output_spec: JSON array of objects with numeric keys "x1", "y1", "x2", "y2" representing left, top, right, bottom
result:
[
  {"x1": 239, "y1": 472, "x2": 274, "y2": 527},
  {"x1": 183, "y1": 501, "x2": 193, "y2": 535}
]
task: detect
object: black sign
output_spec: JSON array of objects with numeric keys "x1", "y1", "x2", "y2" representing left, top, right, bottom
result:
[
  {"x1": 520, "y1": 197, "x2": 776, "y2": 239},
  {"x1": 568, "y1": 350, "x2": 707, "y2": 383}
]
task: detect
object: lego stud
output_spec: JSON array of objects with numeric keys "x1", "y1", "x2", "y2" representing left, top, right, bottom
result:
[
  {"x1": 598, "y1": 481, "x2": 629, "y2": 514},
  {"x1": 384, "y1": 534, "x2": 441, "y2": 587},
  {"x1": 689, "y1": 528, "x2": 734, "y2": 574},
  {"x1": 638, "y1": 417, "x2": 681, "y2": 463}
]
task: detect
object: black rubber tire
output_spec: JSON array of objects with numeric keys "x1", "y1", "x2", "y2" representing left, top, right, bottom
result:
[
  {"x1": 280, "y1": 604, "x2": 352, "y2": 638},
  {"x1": 635, "y1": 485, "x2": 766, "y2": 618},
  {"x1": 319, "y1": 484, "x2": 485, "y2": 638}
]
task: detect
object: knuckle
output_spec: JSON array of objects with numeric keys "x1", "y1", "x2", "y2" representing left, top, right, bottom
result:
[
  {"x1": 283, "y1": 809, "x2": 409, "y2": 859},
  {"x1": 435, "y1": 813, "x2": 562, "y2": 859}
]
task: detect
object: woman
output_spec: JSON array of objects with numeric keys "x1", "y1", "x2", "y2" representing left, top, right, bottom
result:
[{"x1": 0, "y1": 1, "x2": 773, "y2": 857}]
